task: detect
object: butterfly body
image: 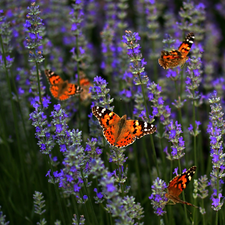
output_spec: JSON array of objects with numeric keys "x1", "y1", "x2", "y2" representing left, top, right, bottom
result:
[
  {"x1": 92, "y1": 106, "x2": 156, "y2": 148},
  {"x1": 166, "y1": 166, "x2": 197, "y2": 208},
  {"x1": 44, "y1": 69, "x2": 83, "y2": 101},
  {"x1": 158, "y1": 32, "x2": 195, "y2": 69}
]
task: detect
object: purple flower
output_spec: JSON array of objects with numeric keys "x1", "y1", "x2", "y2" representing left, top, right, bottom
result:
[
  {"x1": 54, "y1": 104, "x2": 61, "y2": 112},
  {"x1": 40, "y1": 143, "x2": 46, "y2": 150},
  {"x1": 171, "y1": 147, "x2": 177, "y2": 156},
  {"x1": 55, "y1": 124, "x2": 63, "y2": 133},
  {"x1": 42, "y1": 97, "x2": 50, "y2": 108},
  {"x1": 165, "y1": 120, "x2": 185, "y2": 160},
  {"x1": 152, "y1": 107, "x2": 158, "y2": 116},
  {"x1": 123, "y1": 30, "x2": 149, "y2": 85},
  {"x1": 173, "y1": 167, "x2": 178, "y2": 175},
  {"x1": 24, "y1": 3, "x2": 45, "y2": 64},
  {"x1": 71, "y1": 23, "x2": 77, "y2": 31},
  {"x1": 150, "y1": 177, "x2": 167, "y2": 216},
  {"x1": 46, "y1": 170, "x2": 51, "y2": 177},
  {"x1": 106, "y1": 183, "x2": 116, "y2": 192},
  {"x1": 74, "y1": 183, "x2": 81, "y2": 192},
  {"x1": 188, "y1": 124, "x2": 193, "y2": 132},
  {"x1": 60, "y1": 144, "x2": 67, "y2": 152},
  {"x1": 83, "y1": 195, "x2": 88, "y2": 200}
]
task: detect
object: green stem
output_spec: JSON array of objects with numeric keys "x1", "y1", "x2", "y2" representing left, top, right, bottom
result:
[
  {"x1": 180, "y1": 65, "x2": 184, "y2": 97},
  {"x1": 139, "y1": 82, "x2": 159, "y2": 176},
  {"x1": 49, "y1": 165, "x2": 66, "y2": 224},
  {"x1": 35, "y1": 62, "x2": 43, "y2": 108},
  {"x1": 117, "y1": 163, "x2": 124, "y2": 197},
  {"x1": 216, "y1": 211, "x2": 218, "y2": 225},
  {"x1": 151, "y1": 39, "x2": 158, "y2": 82},
  {"x1": 10, "y1": 69, "x2": 31, "y2": 147},
  {"x1": 134, "y1": 142, "x2": 142, "y2": 202},
  {"x1": 75, "y1": 34, "x2": 82, "y2": 130},
  {"x1": 192, "y1": 97, "x2": 197, "y2": 166},
  {"x1": 202, "y1": 199, "x2": 206, "y2": 225},
  {"x1": 0, "y1": 34, "x2": 28, "y2": 203},
  {"x1": 82, "y1": 172, "x2": 98, "y2": 225},
  {"x1": 159, "y1": 123, "x2": 166, "y2": 180},
  {"x1": 72, "y1": 196, "x2": 80, "y2": 223}
]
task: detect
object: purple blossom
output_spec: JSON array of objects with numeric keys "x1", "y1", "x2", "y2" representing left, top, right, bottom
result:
[
  {"x1": 150, "y1": 177, "x2": 167, "y2": 216},
  {"x1": 106, "y1": 183, "x2": 116, "y2": 192},
  {"x1": 173, "y1": 167, "x2": 178, "y2": 175},
  {"x1": 60, "y1": 144, "x2": 67, "y2": 152},
  {"x1": 123, "y1": 30, "x2": 149, "y2": 85},
  {"x1": 55, "y1": 124, "x2": 63, "y2": 133},
  {"x1": 74, "y1": 183, "x2": 81, "y2": 192},
  {"x1": 83, "y1": 195, "x2": 88, "y2": 200}
]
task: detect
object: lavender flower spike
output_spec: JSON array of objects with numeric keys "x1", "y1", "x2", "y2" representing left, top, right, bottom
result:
[
  {"x1": 149, "y1": 177, "x2": 167, "y2": 216},
  {"x1": 123, "y1": 30, "x2": 148, "y2": 85}
]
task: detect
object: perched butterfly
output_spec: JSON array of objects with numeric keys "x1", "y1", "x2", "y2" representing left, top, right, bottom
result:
[
  {"x1": 44, "y1": 69, "x2": 83, "y2": 101},
  {"x1": 166, "y1": 166, "x2": 198, "y2": 208},
  {"x1": 79, "y1": 72, "x2": 93, "y2": 101},
  {"x1": 92, "y1": 106, "x2": 157, "y2": 148},
  {"x1": 158, "y1": 32, "x2": 195, "y2": 69}
]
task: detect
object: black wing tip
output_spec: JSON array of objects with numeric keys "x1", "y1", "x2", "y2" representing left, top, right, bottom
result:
[{"x1": 75, "y1": 86, "x2": 83, "y2": 93}]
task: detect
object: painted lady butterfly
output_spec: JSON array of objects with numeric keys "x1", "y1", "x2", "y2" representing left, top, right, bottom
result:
[
  {"x1": 158, "y1": 32, "x2": 195, "y2": 69},
  {"x1": 44, "y1": 69, "x2": 83, "y2": 101},
  {"x1": 166, "y1": 166, "x2": 197, "y2": 208},
  {"x1": 92, "y1": 106, "x2": 157, "y2": 148},
  {"x1": 79, "y1": 72, "x2": 93, "y2": 101}
]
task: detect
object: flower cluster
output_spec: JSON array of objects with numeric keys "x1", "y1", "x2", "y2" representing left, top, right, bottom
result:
[
  {"x1": 24, "y1": 2, "x2": 45, "y2": 64},
  {"x1": 90, "y1": 76, "x2": 114, "y2": 109},
  {"x1": 133, "y1": 86, "x2": 148, "y2": 119},
  {"x1": 149, "y1": 177, "x2": 167, "y2": 216},
  {"x1": 193, "y1": 175, "x2": 208, "y2": 200},
  {"x1": 33, "y1": 191, "x2": 46, "y2": 215},
  {"x1": 47, "y1": 105, "x2": 91, "y2": 203},
  {"x1": 185, "y1": 56, "x2": 203, "y2": 105},
  {"x1": 188, "y1": 120, "x2": 201, "y2": 137},
  {"x1": 208, "y1": 91, "x2": 225, "y2": 211},
  {"x1": 29, "y1": 96, "x2": 54, "y2": 154},
  {"x1": 100, "y1": 23, "x2": 116, "y2": 76},
  {"x1": 0, "y1": 206, "x2": 9, "y2": 225},
  {"x1": 178, "y1": 1, "x2": 194, "y2": 33},
  {"x1": 123, "y1": 30, "x2": 148, "y2": 85},
  {"x1": 72, "y1": 214, "x2": 85, "y2": 225},
  {"x1": 164, "y1": 120, "x2": 185, "y2": 160},
  {"x1": 0, "y1": 10, "x2": 14, "y2": 69},
  {"x1": 90, "y1": 158, "x2": 144, "y2": 224},
  {"x1": 70, "y1": 0, "x2": 89, "y2": 76},
  {"x1": 147, "y1": 81, "x2": 171, "y2": 126}
]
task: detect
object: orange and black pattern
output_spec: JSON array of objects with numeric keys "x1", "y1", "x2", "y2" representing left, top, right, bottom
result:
[
  {"x1": 44, "y1": 69, "x2": 83, "y2": 101},
  {"x1": 158, "y1": 32, "x2": 195, "y2": 69},
  {"x1": 79, "y1": 73, "x2": 93, "y2": 101},
  {"x1": 92, "y1": 106, "x2": 157, "y2": 148},
  {"x1": 166, "y1": 166, "x2": 198, "y2": 207}
]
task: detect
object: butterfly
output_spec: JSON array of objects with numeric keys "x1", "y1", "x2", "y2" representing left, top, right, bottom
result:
[
  {"x1": 158, "y1": 32, "x2": 195, "y2": 69},
  {"x1": 166, "y1": 166, "x2": 198, "y2": 208},
  {"x1": 44, "y1": 69, "x2": 83, "y2": 101},
  {"x1": 79, "y1": 72, "x2": 93, "y2": 101},
  {"x1": 92, "y1": 106, "x2": 157, "y2": 148}
]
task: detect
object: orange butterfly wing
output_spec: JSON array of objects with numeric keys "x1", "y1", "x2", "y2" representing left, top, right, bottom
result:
[
  {"x1": 44, "y1": 69, "x2": 82, "y2": 101},
  {"x1": 158, "y1": 32, "x2": 195, "y2": 69},
  {"x1": 166, "y1": 166, "x2": 197, "y2": 207},
  {"x1": 79, "y1": 77, "x2": 93, "y2": 101},
  {"x1": 92, "y1": 106, "x2": 120, "y2": 146},
  {"x1": 92, "y1": 106, "x2": 156, "y2": 148},
  {"x1": 178, "y1": 32, "x2": 195, "y2": 58}
]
